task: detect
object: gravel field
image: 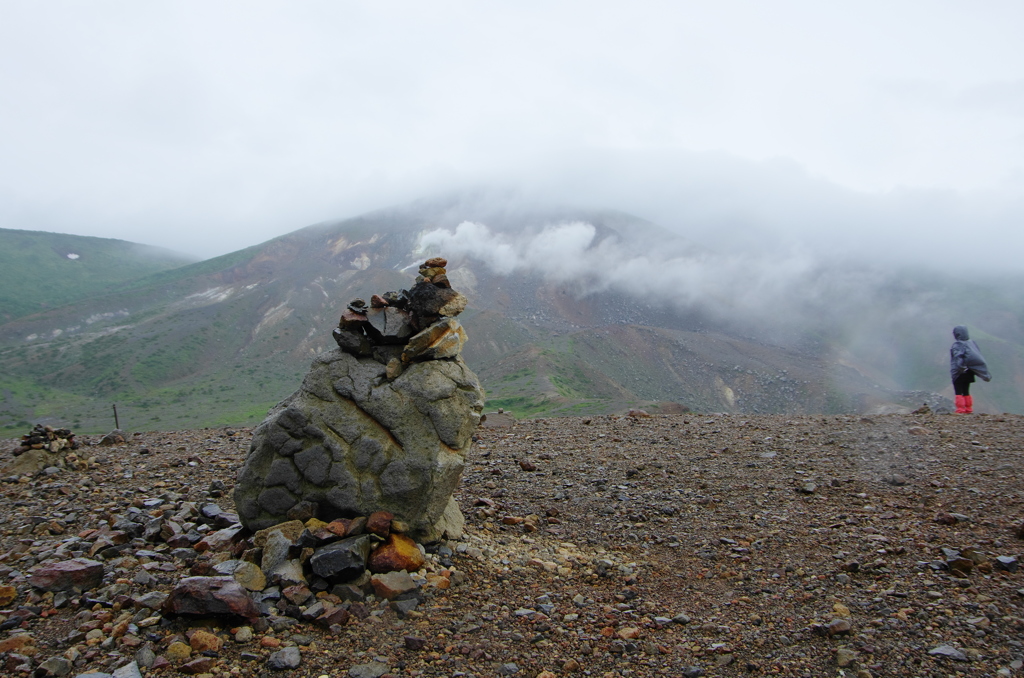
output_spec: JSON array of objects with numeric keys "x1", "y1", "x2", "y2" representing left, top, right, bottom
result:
[{"x1": 2, "y1": 411, "x2": 1023, "y2": 678}]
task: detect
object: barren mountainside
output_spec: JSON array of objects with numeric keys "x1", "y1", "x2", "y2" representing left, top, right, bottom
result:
[{"x1": 2, "y1": 192, "x2": 1024, "y2": 434}]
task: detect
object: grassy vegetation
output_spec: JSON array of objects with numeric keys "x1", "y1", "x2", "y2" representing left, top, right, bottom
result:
[{"x1": 0, "y1": 228, "x2": 196, "y2": 322}]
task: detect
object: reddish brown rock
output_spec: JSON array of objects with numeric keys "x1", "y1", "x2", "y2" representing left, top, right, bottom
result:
[
  {"x1": 180, "y1": 656, "x2": 216, "y2": 675},
  {"x1": 827, "y1": 619, "x2": 852, "y2": 637},
  {"x1": 28, "y1": 558, "x2": 104, "y2": 592},
  {"x1": 371, "y1": 571, "x2": 418, "y2": 600},
  {"x1": 404, "y1": 635, "x2": 429, "y2": 650},
  {"x1": 366, "y1": 511, "x2": 394, "y2": 538},
  {"x1": 423, "y1": 257, "x2": 448, "y2": 268},
  {"x1": 315, "y1": 605, "x2": 351, "y2": 628},
  {"x1": 162, "y1": 576, "x2": 260, "y2": 620},
  {"x1": 194, "y1": 525, "x2": 243, "y2": 553},
  {"x1": 339, "y1": 309, "x2": 368, "y2": 327},
  {"x1": 368, "y1": 533, "x2": 425, "y2": 573},
  {"x1": 283, "y1": 584, "x2": 312, "y2": 605},
  {"x1": 325, "y1": 519, "x2": 351, "y2": 537}
]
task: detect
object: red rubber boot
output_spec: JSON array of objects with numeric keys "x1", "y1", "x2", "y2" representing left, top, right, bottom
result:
[
  {"x1": 964, "y1": 395, "x2": 973, "y2": 414},
  {"x1": 955, "y1": 395, "x2": 967, "y2": 413}
]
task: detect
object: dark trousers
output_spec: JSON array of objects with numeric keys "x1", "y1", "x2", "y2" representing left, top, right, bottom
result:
[{"x1": 953, "y1": 372, "x2": 974, "y2": 396}]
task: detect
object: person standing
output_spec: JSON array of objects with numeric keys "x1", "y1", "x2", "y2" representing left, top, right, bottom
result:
[{"x1": 950, "y1": 325, "x2": 991, "y2": 413}]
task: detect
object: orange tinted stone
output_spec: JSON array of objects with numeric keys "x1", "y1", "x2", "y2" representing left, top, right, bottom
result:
[{"x1": 368, "y1": 533, "x2": 425, "y2": 573}]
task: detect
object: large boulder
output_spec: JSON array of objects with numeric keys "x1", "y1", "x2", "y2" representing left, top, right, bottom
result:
[{"x1": 234, "y1": 349, "x2": 483, "y2": 541}]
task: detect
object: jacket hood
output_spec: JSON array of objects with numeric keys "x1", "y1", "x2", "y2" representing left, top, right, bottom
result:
[{"x1": 953, "y1": 325, "x2": 970, "y2": 341}]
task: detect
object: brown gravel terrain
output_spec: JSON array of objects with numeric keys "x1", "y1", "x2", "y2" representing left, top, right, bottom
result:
[{"x1": 2, "y1": 411, "x2": 1024, "y2": 678}]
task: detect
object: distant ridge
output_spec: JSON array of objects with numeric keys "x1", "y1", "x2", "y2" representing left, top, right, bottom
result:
[
  {"x1": 2, "y1": 191, "x2": 1023, "y2": 434},
  {"x1": 0, "y1": 228, "x2": 198, "y2": 323}
]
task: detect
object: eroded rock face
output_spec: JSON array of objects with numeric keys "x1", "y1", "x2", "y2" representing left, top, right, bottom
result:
[{"x1": 234, "y1": 349, "x2": 483, "y2": 541}]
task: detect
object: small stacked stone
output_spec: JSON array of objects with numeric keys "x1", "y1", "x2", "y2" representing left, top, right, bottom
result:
[
  {"x1": 332, "y1": 256, "x2": 469, "y2": 376},
  {"x1": 417, "y1": 256, "x2": 451, "y2": 287},
  {"x1": 13, "y1": 424, "x2": 79, "y2": 457}
]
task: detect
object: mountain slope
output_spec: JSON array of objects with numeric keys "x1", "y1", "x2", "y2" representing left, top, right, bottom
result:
[
  {"x1": 2, "y1": 192, "x2": 1024, "y2": 433},
  {"x1": 0, "y1": 228, "x2": 198, "y2": 323}
]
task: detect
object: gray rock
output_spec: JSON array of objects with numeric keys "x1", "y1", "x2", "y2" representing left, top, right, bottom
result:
[
  {"x1": 111, "y1": 661, "x2": 144, "y2": 678},
  {"x1": 134, "y1": 645, "x2": 156, "y2": 669},
  {"x1": 269, "y1": 559, "x2": 307, "y2": 587},
  {"x1": 390, "y1": 597, "x2": 419, "y2": 615},
  {"x1": 267, "y1": 646, "x2": 302, "y2": 670},
  {"x1": 260, "y1": 530, "x2": 294, "y2": 575},
  {"x1": 348, "y1": 661, "x2": 390, "y2": 678},
  {"x1": 235, "y1": 349, "x2": 483, "y2": 541},
  {"x1": 133, "y1": 591, "x2": 168, "y2": 610},
  {"x1": 36, "y1": 656, "x2": 72, "y2": 677},
  {"x1": 929, "y1": 644, "x2": 968, "y2": 661},
  {"x1": 434, "y1": 496, "x2": 465, "y2": 540},
  {"x1": 310, "y1": 536, "x2": 372, "y2": 581}
]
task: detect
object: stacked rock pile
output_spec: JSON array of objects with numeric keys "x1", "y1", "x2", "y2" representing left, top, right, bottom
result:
[
  {"x1": 13, "y1": 424, "x2": 79, "y2": 457},
  {"x1": 234, "y1": 254, "x2": 484, "y2": 543},
  {"x1": 332, "y1": 257, "x2": 469, "y2": 378}
]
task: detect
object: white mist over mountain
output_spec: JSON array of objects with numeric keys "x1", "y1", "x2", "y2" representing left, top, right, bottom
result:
[{"x1": 420, "y1": 220, "x2": 908, "y2": 339}]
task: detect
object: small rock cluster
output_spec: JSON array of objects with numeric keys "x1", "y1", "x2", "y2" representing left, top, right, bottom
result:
[
  {"x1": 8, "y1": 485, "x2": 460, "y2": 676},
  {"x1": 12, "y1": 425, "x2": 79, "y2": 457},
  {"x1": 3, "y1": 427, "x2": 94, "y2": 480}
]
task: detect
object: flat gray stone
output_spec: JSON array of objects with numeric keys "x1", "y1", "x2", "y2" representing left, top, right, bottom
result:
[
  {"x1": 111, "y1": 661, "x2": 144, "y2": 678},
  {"x1": 929, "y1": 645, "x2": 968, "y2": 661},
  {"x1": 267, "y1": 646, "x2": 301, "y2": 670},
  {"x1": 348, "y1": 661, "x2": 389, "y2": 678}
]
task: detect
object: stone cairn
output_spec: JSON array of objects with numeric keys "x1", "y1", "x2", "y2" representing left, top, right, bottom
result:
[
  {"x1": 330, "y1": 256, "x2": 470, "y2": 372},
  {"x1": 230, "y1": 256, "x2": 484, "y2": 607},
  {"x1": 4, "y1": 424, "x2": 92, "y2": 479},
  {"x1": 13, "y1": 424, "x2": 79, "y2": 456}
]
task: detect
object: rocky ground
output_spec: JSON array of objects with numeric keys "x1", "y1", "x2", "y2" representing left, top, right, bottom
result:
[{"x1": 1, "y1": 411, "x2": 1023, "y2": 678}]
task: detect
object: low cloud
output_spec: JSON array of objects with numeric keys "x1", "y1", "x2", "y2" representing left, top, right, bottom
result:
[{"x1": 422, "y1": 220, "x2": 864, "y2": 336}]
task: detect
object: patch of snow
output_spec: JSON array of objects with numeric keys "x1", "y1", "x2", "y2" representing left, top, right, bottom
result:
[
  {"x1": 66, "y1": 253, "x2": 80, "y2": 260},
  {"x1": 85, "y1": 310, "x2": 130, "y2": 325},
  {"x1": 25, "y1": 334, "x2": 38, "y2": 341}
]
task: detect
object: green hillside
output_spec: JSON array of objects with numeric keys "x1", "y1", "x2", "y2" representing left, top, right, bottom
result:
[
  {"x1": 0, "y1": 228, "x2": 197, "y2": 323},
  {"x1": 3, "y1": 195, "x2": 1024, "y2": 435}
]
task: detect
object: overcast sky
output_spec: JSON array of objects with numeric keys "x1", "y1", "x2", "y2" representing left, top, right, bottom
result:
[{"x1": 1, "y1": 1, "x2": 1023, "y2": 267}]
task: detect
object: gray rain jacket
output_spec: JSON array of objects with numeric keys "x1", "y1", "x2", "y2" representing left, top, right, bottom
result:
[{"x1": 950, "y1": 326, "x2": 992, "y2": 382}]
